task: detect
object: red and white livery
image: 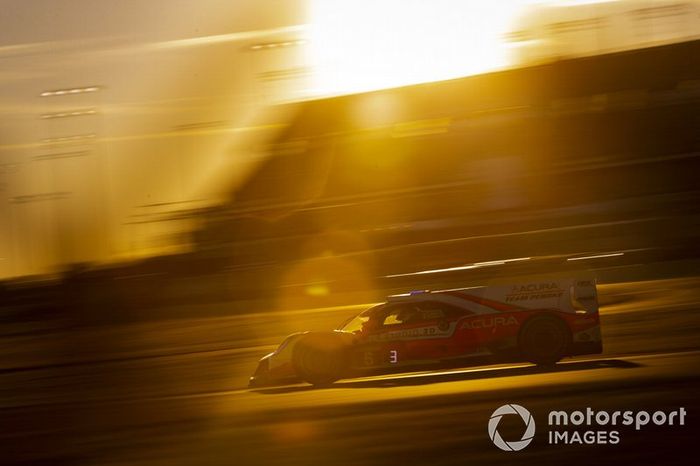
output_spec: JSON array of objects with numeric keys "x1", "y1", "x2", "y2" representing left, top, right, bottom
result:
[{"x1": 249, "y1": 277, "x2": 603, "y2": 387}]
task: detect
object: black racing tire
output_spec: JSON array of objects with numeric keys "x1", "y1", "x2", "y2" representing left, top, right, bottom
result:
[
  {"x1": 292, "y1": 333, "x2": 349, "y2": 386},
  {"x1": 518, "y1": 315, "x2": 571, "y2": 366}
]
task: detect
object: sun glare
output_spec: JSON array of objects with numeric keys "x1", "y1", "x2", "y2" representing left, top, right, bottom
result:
[{"x1": 308, "y1": 0, "x2": 530, "y2": 95}]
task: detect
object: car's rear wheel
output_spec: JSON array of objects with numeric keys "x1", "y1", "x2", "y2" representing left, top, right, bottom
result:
[
  {"x1": 292, "y1": 333, "x2": 349, "y2": 386},
  {"x1": 519, "y1": 316, "x2": 570, "y2": 365}
]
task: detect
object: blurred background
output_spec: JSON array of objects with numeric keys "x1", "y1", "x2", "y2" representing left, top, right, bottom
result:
[
  {"x1": 1, "y1": 0, "x2": 698, "y2": 288},
  {"x1": 2, "y1": 1, "x2": 700, "y2": 465}
]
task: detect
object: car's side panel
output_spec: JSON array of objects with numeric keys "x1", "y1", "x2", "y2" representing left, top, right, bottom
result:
[{"x1": 348, "y1": 308, "x2": 602, "y2": 371}]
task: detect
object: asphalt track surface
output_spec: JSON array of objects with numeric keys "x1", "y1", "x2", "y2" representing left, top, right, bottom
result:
[{"x1": 3, "y1": 278, "x2": 700, "y2": 466}]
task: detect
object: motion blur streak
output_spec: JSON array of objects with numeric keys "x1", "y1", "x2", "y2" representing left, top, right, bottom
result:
[
  {"x1": 568, "y1": 252, "x2": 625, "y2": 261},
  {"x1": 150, "y1": 25, "x2": 307, "y2": 50},
  {"x1": 386, "y1": 257, "x2": 533, "y2": 278}
]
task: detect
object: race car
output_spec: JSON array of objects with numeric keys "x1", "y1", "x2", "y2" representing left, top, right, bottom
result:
[{"x1": 249, "y1": 277, "x2": 603, "y2": 387}]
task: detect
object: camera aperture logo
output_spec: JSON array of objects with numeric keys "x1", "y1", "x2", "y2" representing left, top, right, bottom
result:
[
  {"x1": 488, "y1": 404, "x2": 688, "y2": 450},
  {"x1": 488, "y1": 404, "x2": 536, "y2": 451}
]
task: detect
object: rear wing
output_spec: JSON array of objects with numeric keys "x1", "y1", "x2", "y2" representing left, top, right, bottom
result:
[{"x1": 416, "y1": 277, "x2": 600, "y2": 315}]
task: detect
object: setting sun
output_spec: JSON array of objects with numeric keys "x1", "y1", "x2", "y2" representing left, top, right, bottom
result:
[{"x1": 308, "y1": 0, "x2": 529, "y2": 95}]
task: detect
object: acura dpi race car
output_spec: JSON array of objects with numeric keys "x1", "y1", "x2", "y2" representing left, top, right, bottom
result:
[{"x1": 249, "y1": 278, "x2": 602, "y2": 387}]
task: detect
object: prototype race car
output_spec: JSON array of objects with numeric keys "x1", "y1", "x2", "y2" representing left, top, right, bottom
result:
[{"x1": 249, "y1": 277, "x2": 603, "y2": 387}]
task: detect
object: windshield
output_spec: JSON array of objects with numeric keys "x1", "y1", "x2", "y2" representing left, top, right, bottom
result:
[{"x1": 338, "y1": 304, "x2": 383, "y2": 333}]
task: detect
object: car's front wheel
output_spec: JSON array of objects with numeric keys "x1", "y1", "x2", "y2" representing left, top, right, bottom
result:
[
  {"x1": 519, "y1": 315, "x2": 570, "y2": 366},
  {"x1": 292, "y1": 333, "x2": 349, "y2": 386}
]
